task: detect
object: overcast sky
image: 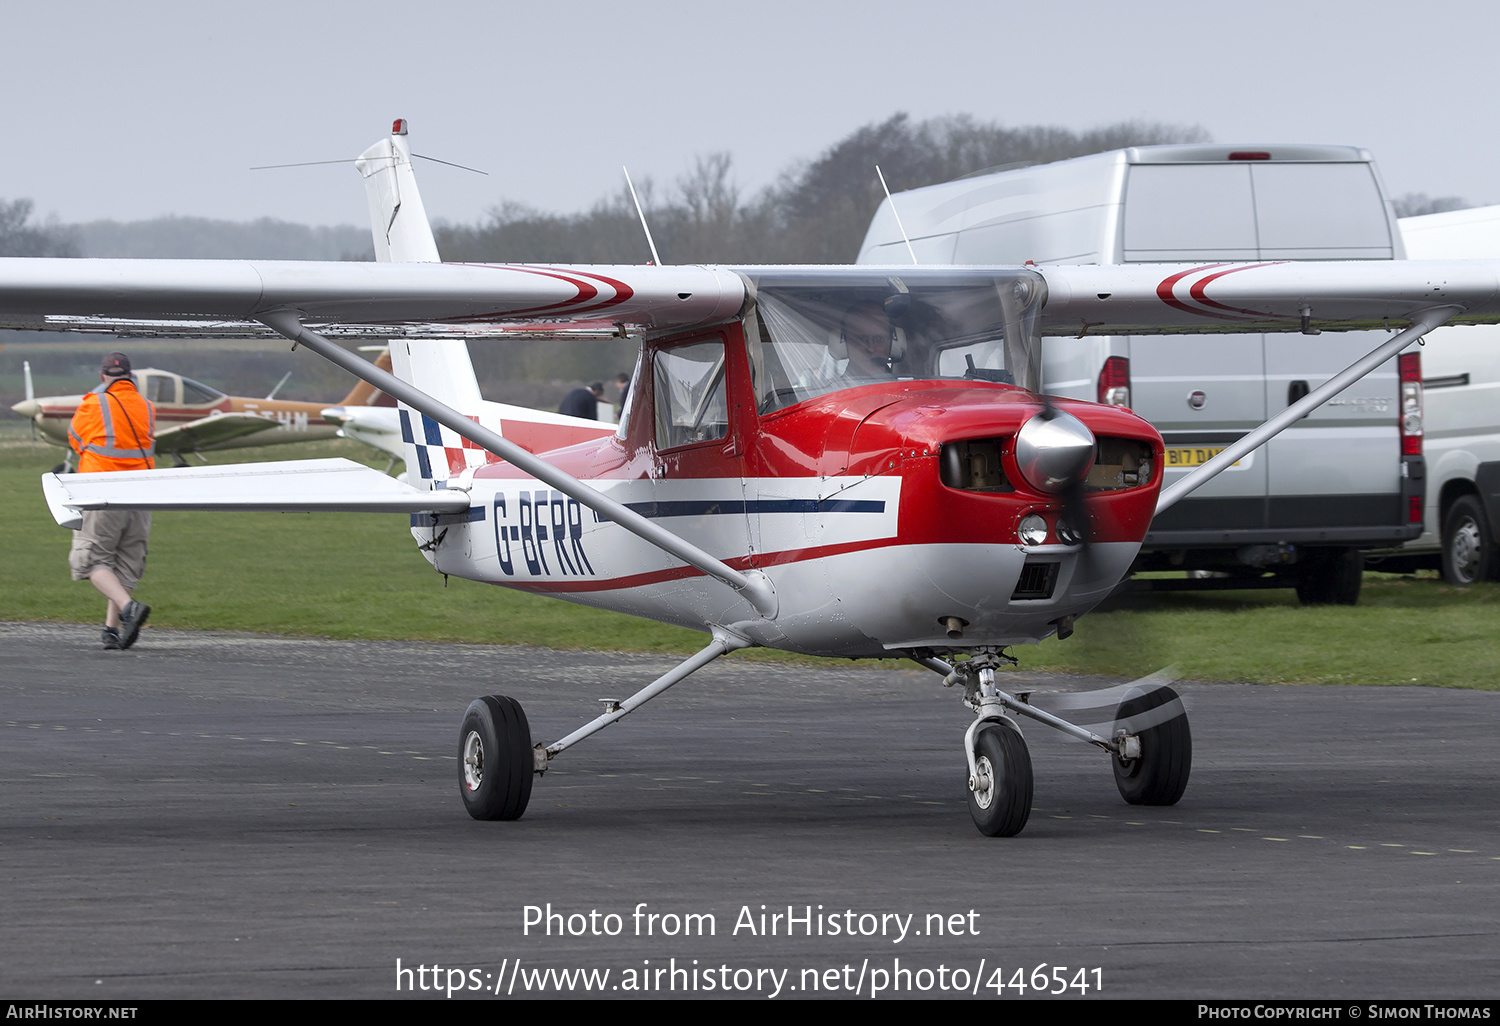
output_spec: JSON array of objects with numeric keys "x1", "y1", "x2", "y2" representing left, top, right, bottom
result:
[{"x1": 6, "y1": 0, "x2": 1496, "y2": 228}]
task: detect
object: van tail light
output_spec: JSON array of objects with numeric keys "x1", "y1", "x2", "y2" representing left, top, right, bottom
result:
[
  {"x1": 1399, "y1": 351, "x2": 1422, "y2": 456},
  {"x1": 1098, "y1": 355, "x2": 1131, "y2": 407}
]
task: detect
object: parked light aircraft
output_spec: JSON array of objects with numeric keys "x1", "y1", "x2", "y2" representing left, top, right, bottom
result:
[
  {"x1": 12, "y1": 353, "x2": 396, "y2": 467},
  {"x1": 11, "y1": 123, "x2": 1496, "y2": 836}
]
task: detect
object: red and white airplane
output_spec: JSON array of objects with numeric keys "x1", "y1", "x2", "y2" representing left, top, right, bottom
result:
[{"x1": 14, "y1": 122, "x2": 1495, "y2": 836}]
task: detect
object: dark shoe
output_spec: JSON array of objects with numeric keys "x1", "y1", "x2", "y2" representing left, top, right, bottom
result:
[
  {"x1": 119, "y1": 601, "x2": 150, "y2": 649},
  {"x1": 101, "y1": 626, "x2": 121, "y2": 650}
]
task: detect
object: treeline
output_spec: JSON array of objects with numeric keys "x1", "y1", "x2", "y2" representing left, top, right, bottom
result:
[
  {"x1": 0, "y1": 200, "x2": 79, "y2": 257},
  {"x1": 2, "y1": 115, "x2": 1485, "y2": 267},
  {"x1": 437, "y1": 114, "x2": 1212, "y2": 264}
]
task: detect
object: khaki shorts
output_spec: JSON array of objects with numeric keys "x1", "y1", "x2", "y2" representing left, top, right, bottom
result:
[{"x1": 68, "y1": 509, "x2": 151, "y2": 591}]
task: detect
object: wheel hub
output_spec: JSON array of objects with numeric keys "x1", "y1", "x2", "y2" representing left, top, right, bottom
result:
[
  {"x1": 971, "y1": 755, "x2": 995, "y2": 809},
  {"x1": 462, "y1": 730, "x2": 485, "y2": 791}
]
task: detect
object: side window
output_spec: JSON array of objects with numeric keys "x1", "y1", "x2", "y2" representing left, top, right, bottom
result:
[
  {"x1": 653, "y1": 340, "x2": 728, "y2": 450},
  {"x1": 141, "y1": 373, "x2": 178, "y2": 404}
]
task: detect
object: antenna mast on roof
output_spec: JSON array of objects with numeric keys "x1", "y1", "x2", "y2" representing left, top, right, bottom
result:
[{"x1": 622, "y1": 167, "x2": 663, "y2": 266}]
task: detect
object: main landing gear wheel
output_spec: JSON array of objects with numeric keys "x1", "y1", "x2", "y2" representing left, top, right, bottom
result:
[
  {"x1": 967, "y1": 722, "x2": 1033, "y2": 837},
  {"x1": 1112, "y1": 685, "x2": 1191, "y2": 806},
  {"x1": 459, "y1": 695, "x2": 533, "y2": 821}
]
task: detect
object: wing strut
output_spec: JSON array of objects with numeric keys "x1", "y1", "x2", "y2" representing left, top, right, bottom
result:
[
  {"x1": 1154, "y1": 306, "x2": 1458, "y2": 516},
  {"x1": 259, "y1": 312, "x2": 778, "y2": 619}
]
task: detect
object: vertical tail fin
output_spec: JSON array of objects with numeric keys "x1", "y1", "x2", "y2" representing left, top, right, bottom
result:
[
  {"x1": 336, "y1": 350, "x2": 396, "y2": 406},
  {"x1": 357, "y1": 120, "x2": 485, "y2": 488},
  {"x1": 355, "y1": 118, "x2": 441, "y2": 263},
  {"x1": 390, "y1": 339, "x2": 491, "y2": 487}
]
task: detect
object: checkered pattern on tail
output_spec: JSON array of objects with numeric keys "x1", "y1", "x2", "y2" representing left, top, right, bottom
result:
[
  {"x1": 388, "y1": 339, "x2": 487, "y2": 487},
  {"x1": 399, "y1": 408, "x2": 490, "y2": 482}
]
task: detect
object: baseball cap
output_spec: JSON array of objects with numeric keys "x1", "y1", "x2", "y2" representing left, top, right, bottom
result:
[{"x1": 101, "y1": 352, "x2": 132, "y2": 377}]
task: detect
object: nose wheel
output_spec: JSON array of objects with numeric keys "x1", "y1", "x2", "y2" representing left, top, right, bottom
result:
[{"x1": 967, "y1": 722, "x2": 1033, "y2": 836}]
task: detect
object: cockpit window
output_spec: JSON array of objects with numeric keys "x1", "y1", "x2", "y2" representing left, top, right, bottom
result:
[
  {"x1": 180, "y1": 377, "x2": 225, "y2": 405},
  {"x1": 741, "y1": 268, "x2": 1045, "y2": 415},
  {"x1": 653, "y1": 339, "x2": 728, "y2": 449}
]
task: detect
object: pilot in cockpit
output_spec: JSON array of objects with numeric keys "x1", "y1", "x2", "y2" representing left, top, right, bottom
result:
[{"x1": 833, "y1": 299, "x2": 907, "y2": 381}]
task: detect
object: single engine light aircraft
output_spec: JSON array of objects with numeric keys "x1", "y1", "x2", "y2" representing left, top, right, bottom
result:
[
  {"x1": 13, "y1": 123, "x2": 1497, "y2": 836},
  {"x1": 13, "y1": 353, "x2": 398, "y2": 468}
]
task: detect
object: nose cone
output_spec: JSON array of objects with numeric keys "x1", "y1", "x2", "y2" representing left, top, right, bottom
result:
[
  {"x1": 12, "y1": 399, "x2": 39, "y2": 420},
  {"x1": 1014, "y1": 408, "x2": 1095, "y2": 493}
]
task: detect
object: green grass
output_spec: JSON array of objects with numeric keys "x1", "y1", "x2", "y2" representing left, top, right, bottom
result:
[{"x1": 4, "y1": 425, "x2": 1497, "y2": 688}]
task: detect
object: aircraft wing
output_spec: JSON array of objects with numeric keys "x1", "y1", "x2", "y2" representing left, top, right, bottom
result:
[
  {"x1": 0, "y1": 257, "x2": 1497, "y2": 340},
  {"x1": 0, "y1": 259, "x2": 746, "y2": 337},
  {"x1": 156, "y1": 411, "x2": 281, "y2": 454},
  {"x1": 41, "y1": 458, "x2": 470, "y2": 529},
  {"x1": 1033, "y1": 260, "x2": 1500, "y2": 335}
]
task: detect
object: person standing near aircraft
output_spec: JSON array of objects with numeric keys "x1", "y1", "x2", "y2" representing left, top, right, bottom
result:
[
  {"x1": 557, "y1": 381, "x2": 604, "y2": 420},
  {"x1": 614, "y1": 371, "x2": 631, "y2": 415},
  {"x1": 67, "y1": 352, "x2": 154, "y2": 649}
]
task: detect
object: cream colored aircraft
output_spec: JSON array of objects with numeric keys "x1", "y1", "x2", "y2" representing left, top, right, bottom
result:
[{"x1": 13, "y1": 354, "x2": 394, "y2": 468}]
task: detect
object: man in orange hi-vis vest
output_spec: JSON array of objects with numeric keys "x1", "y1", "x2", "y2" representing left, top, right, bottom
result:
[{"x1": 67, "y1": 352, "x2": 155, "y2": 649}]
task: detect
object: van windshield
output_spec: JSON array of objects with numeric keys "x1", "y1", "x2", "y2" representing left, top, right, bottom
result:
[{"x1": 739, "y1": 267, "x2": 1046, "y2": 415}]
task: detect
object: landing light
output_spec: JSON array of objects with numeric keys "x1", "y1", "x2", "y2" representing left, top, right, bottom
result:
[{"x1": 1018, "y1": 515, "x2": 1048, "y2": 546}]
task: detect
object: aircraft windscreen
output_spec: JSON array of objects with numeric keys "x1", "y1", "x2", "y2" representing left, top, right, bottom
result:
[
  {"x1": 180, "y1": 377, "x2": 226, "y2": 404},
  {"x1": 740, "y1": 268, "x2": 1046, "y2": 415}
]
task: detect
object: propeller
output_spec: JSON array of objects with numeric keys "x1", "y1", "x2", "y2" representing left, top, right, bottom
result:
[
  {"x1": 1019, "y1": 666, "x2": 1187, "y2": 744},
  {"x1": 1014, "y1": 392, "x2": 1098, "y2": 553}
]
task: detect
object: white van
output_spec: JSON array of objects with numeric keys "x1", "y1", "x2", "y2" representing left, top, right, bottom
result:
[
  {"x1": 858, "y1": 144, "x2": 1424, "y2": 603},
  {"x1": 1373, "y1": 205, "x2": 1500, "y2": 583}
]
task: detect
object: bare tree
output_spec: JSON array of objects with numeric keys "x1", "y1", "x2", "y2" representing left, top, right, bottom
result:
[
  {"x1": 1391, "y1": 193, "x2": 1472, "y2": 218},
  {"x1": 434, "y1": 114, "x2": 1211, "y2": 265},
  {"x1": 0, "y1": 199, "x2": 79, "y2": 257}
]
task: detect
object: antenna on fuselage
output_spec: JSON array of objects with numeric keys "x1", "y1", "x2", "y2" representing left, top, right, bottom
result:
[
  {"x1": 622, "y1": 166, "x2": 663, "y2": 266},
  {"x1": 875, "y1": 165, "x2": 918, "y2": 266}
]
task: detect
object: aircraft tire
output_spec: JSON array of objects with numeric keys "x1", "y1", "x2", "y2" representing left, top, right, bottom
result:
[
  {"x1": 1112, "y1": 685, "x2": 1191, "y2": 806},
  {"x1": 1440, "y1": 495, "x2": 1492, "y2": 586},
  {"x1": 966, "y1": 722, "x2": 1032, "y2": 837},
  {"x1": 458, "y1": 695, "x2": 534, "y2": 821}
]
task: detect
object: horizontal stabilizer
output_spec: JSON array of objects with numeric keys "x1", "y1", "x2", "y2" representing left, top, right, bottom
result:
[{"x1": 42, "y1": 457, "x2": 471, "y2": 528}]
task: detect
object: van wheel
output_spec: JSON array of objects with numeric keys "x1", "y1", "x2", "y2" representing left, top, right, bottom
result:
[
  {"x1": 1441, "y1": 495, "x2": 1492, "y2": 586},
  {"x1": 1295, "y1": 549, "x2": 1362, "y2": 606}
]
